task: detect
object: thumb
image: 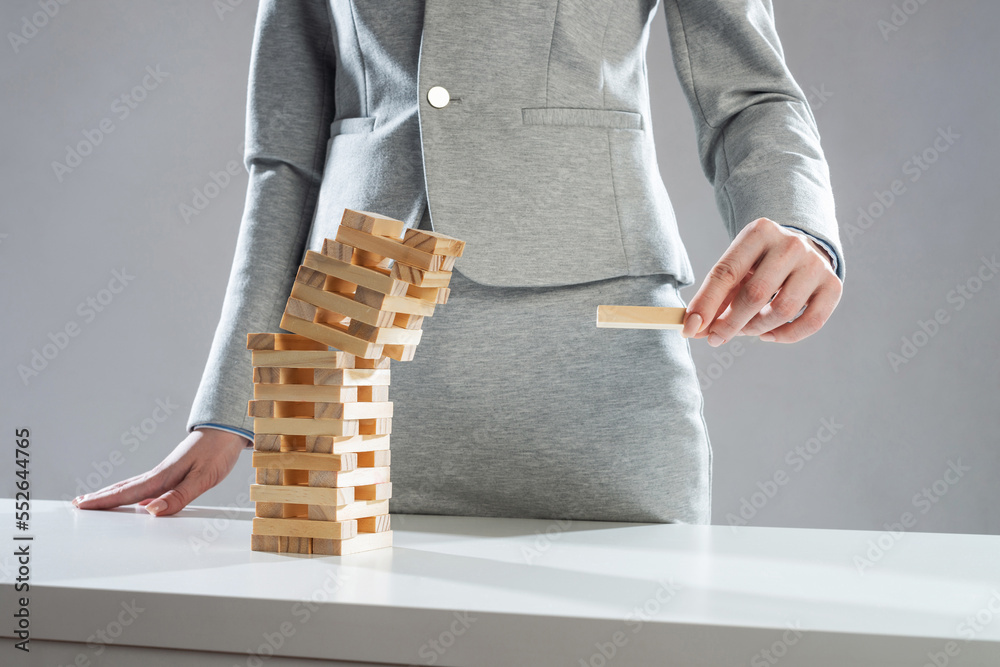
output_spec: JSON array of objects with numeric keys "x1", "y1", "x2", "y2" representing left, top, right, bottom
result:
[{"x1": 144, "y1": 474, "x2": 205, "y2": 516}]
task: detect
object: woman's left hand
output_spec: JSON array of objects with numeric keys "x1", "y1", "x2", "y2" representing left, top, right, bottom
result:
[{"x1": 681, "y1": 218, "x2": 843, "y2": 345}]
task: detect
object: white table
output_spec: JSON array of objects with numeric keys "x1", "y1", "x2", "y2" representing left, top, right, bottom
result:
[{"x1": 2, "y1": 499, "x2": 999, "y2": 666}]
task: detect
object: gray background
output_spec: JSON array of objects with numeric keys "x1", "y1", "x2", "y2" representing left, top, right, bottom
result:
[{"x1": 2, "y1": 0, "x2": 997, "y2": 534}]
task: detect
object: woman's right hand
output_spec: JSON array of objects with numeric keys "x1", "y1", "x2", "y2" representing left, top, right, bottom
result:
[{"x1": 72, "y1": 428, "x2": 249, "y2": 516}]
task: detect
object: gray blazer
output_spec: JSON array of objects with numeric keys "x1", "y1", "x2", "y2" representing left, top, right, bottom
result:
[{"x1": 187, "y1": 0, "x2": 844, "y2": 435}]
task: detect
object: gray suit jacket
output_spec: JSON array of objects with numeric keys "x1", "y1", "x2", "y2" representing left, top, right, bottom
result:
[{"x1": 187, "y1": 0, "x2": 843, "y2": 436}]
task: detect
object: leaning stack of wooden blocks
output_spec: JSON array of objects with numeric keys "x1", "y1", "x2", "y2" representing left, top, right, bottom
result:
[{"x1": 246, "y1": 208, "x2": 465, "y2": 555}]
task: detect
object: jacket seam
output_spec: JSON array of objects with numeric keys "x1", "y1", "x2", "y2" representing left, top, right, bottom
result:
[
  {"x1": 607, "y1": 129, "x2": 631, "y2": 274},
  {"x1": 348, "y1": 1, "x2": 369, "y2": 120},
  {"x1": 544, "y1": 0, "x2": 559, "y2": 107}
]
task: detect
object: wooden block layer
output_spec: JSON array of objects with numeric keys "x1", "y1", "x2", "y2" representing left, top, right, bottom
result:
[{"x1": 596, "y1": 305, "x2": 687, "y2": 330}]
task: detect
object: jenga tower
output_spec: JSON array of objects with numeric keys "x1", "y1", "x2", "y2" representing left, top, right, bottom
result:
[{"x1": 246, "y1": 209, "x2": 465, "y2": 555}]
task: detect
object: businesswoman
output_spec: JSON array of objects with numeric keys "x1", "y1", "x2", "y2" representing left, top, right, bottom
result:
[{"x1": 74, "y1": 0, "x2": 843, "y2": 523}]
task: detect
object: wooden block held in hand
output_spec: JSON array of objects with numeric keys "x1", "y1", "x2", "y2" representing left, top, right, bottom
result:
[{"x1": 595, "y1": 305, "x2": 687, "y2": 330}]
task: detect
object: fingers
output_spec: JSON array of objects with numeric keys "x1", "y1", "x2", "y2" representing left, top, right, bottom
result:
[
  {"x1": 760, "y1": 282, "x2": 842, "y2": 343},
  {"x1": 683, "y1": 220, "x2": 771, "y2": 339},
  {"x1": 72, "y1": 473, "x2": 163, "y2": 510},
  {"x1": 144, "y1": 474, "x2": 206, "y2": 516},
  {"x1": 739, "y1": 266, "x2": 819, "y2": 337},
  {"x1": 706, "y1": 244, "x2": 798, "y2": 344}
]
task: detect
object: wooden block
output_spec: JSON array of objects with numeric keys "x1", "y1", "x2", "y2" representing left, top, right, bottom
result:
[
  {"x1": 393, "y1": 313, "x2": 424, "y2": 330},
  {"x1": 353, "y1": 356, "x2": 392, "y2": 370},
  {"x1": 306, "y1": 499, "x2": 389, "y2": 521},
  {"x1": 359, "y1": 418, "x2": 392, "y2": 435},
  {"x1": 250, "y1": 483, "x2": 354, "y2": 506},
  {"x1": 312, "y1": 530, "x2": 393, "y2": 556},
  {"x1": 255, "y1": 468, "x2": 281, "y2": 485},
  {"x1": 252, "y1": 417, "x2": 360, "y2": 437},
  {"x1": 595, "y1": 305, "x2": 687, "y2": 330},
  {"x1": 253, "y1": 367, "x2": 281, "y2": 384},
  {"x1": 254, "y1": 384, "x2": 358, "y2": 403},
  {"x1": 303, "y1": 250, "x2": 408, "y2": 297},
  {"x1": 340, "y1": 209, "x2": 407, "y2": 237},
  {"x1": 313, "y1": 367, "x2": 390, "y2": 386},
  {"x1": 306, "y1": 434, "x2": 391, "y2": 454},
  {"x1": 251, "y1": 350, "x2": 354, "y2": 369},
  {"x1": 285, "y1": 297, "x2": 319, "y2": 322},
  {"x1": 405, "y1": 284, "x2": 449, "y2": 304},
  {"x1": 401, "y1": 228, "x2": 466, "y2": 257},
  {"x1": 279, "y1": 435, "x2": 307, "y2": 453},
  {"x1": 247, "y1": 333, "x2": 328, "y2": 351},
  {"x1": 291, "y1": 280, "x2": 396, "y2": 328},
  {"x1": 279, "y1": 367, "x2": 316, "y2": 385},
  {"x1": 315, "y1": 401, "x2": 394, "y2": 420},
  {"x1": 440, "y1": 255, "x2": 457, "y2": 271},
  {"x1": 354, "y1": 482, "x2": 392, "y2": 501},
  {"x1": 336, "y1": 225, "x2": 444, "y2": 271},
  {"x1": 357, "y1": 385, "x2": 389, "y2": 402},
  {"x1": 254, "y1": 501, "x2": 284, "y2": 518},
  {"x1": 249, "y1": 400, "x2": 313, "y2": 419},
  {"x1": 251, "y1": 534, "x2": 280, "y2": 552},
  {"x1": 253, "y1": 517, "x2": 357, "y2": 540},
  {"x1": 390, "y1": 263, "x2": 452, "y2": 288},
  {"x1": 358, "y1": 514, "x2": 391, "y2": 533},
  {"x1": 347, "y1": 320, "x2": 423, "y2": 345},
  {"x1": 309, "y1": 466, "x2": 390, "y2": 488},
  {"x1": 280, "y1": 313, "x2": 385, "y2": 359},
  {"x1": 252, "y1": 451, "x2": 358, "y2": 472},
  {"x1": 253, "y1": 434, "x2": 281, "y2": 452},
  {"x1": 354, "y1": 285, "x2": 436, "y2": 317},
  {"x1": 322, "y1": 238, "x2": 391, "y2": 269},
  {"x1": 383, "y1": 344, "x2": 416, "y2": 362},
  {"x1": 279, "y1": 536, "x2": 312, "y2": 554},
  {"x1": 358, "y1": 450, "x2": 391, "y2": 467}
]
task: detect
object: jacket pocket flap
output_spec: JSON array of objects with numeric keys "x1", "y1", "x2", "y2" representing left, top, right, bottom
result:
[{"x1": 522, "y1": 107, "x2": 643, "y2": 130}]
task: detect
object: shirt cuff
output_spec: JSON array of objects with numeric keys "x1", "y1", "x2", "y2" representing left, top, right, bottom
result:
[
  {"x1": 781, "y1": 225, "x2": 840, "y2": 277},
  {"x1": 192, "y1": 422, "x2": 254, "y2": 448}
]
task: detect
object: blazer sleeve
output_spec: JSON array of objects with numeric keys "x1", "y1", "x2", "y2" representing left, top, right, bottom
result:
[
  {"x1": 186, "y1": 0, "x2": 336, "y2": 435},
  {"x1": 662, "y1": 0, "x2": 845, "y2": 280}
]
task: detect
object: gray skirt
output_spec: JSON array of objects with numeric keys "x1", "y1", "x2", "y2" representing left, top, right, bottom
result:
[{"x1": 388, "y1": 268, "x2": 712, "y2": 524}]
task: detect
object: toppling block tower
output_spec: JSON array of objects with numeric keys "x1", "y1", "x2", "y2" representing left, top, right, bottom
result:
[{"x1": 246, "y1": 209, "x2": 465, "y2": 555}]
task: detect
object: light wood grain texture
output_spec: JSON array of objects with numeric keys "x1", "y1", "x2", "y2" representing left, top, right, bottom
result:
[
  {"x1": 251, "y1": 349, "x2": 353, "y2": 369},
  {"x1": 383, "y1": 344, "x2": 416, "y2": 362},
  {"x1": 279, "y1": 536, "x2": 312, "y2": 554},
  {"x1": 389, "y1": 263, "x2": 452, "y2": 288},
  {"x1": 440, "y1": 255, "x2": 458, "y2": 271},
  {"x1": 347, "y1": 320, "x2": 423, "y2": 345},
  {"x1": 336, "y1": 225, "x2": 444, "y2": 271},
  {"x1": 393, "y1": 313, "x2": 424, "y2": 330},
  {"x1": 246, "y1": 333, "x2": 328, "y2": 351},
  {"x1": 402, "y1": 228, "x2": 466, "y2": 256},
  {"x1": 252, "y1": 516, "x2": 357, "y2": 540},
  {"x1": 251, "y1": 451, "x2": 358, "y2": 472},
  {"x1": 306, "y1": 499, "x2": 389, "y2": 521},
  {"x1": 290, "y1": 280, "x2": 396, "y2": 328},
  {"x1": 254, "y1": 384, "x2": 358, "y2": 403},
  {"x1": 303, "y1": 250, "x2": 408, "y2": 296},
  {"x1": 312, "y1": 530, "x2": 393, "y2": 556},
  {"x1": 250, "y1": 534, "x2": 280, "y2": 552},
  {"x1": 305, "y1": 434, "x2": 391, "y2": 454},
  {"x1": 253, "y1": 434, "x2": 282, "y2": 452},
  {"x1": 315, "y1": 401, "x2": 394, "y2": 420},
  {"x1": 359, "y1": 418, "x2": 392, "y2": 435},
  {"x1": 313, "y1": 367, "x2": 391, "y2": 386},
  {"x1": 340, "y1": 209, "x2": 406, "y2": 238},
  {"x1": 250, "y1": 483, "x2": 354, "y2": 506},
  {"x1": 280, "y1": 313, "x2": 385, "y2": 359},
  {"x1": 595, "y1": 305, "x2": 687, "y2": 330},
  {"x1": 358, "y1": 514, "x2": 391, "y2": 533},
  {"x1": 358, "y1": 450, "x2": 391, "y2": 467},
  {"x1": 255, "y1": 468, "x2": 281, "y2": 485},
  {"x1": 252, "y1": 417, "x2": 360, "y2": 437},
  {"x1": 353, "y1": 356, "x2": 392, "y2": 370},
  {"x1": 309, "y1": 466, "x2": 391, "y2": 488},
  {"x1": 322, "y1": 238, "x2": 391, "y2": 270},
  {"x1": 354, "y1": 482, "x2": 392, "y2": 501},
  {"x1": 353, "y1": 285, "x2": 436, "y2": 317},
  {"x1": 357, "y1": 385, "x2": 389, "y2": 402},
  {"x1": 405, "y1": 283, "x2": 449, "y2": 304}
]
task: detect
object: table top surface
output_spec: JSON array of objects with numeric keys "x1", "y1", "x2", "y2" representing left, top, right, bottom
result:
[{"x1": 3, "y1": 499, "x2": 999, "y2": 665}]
